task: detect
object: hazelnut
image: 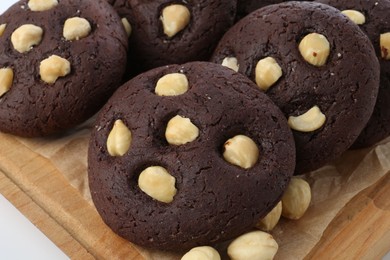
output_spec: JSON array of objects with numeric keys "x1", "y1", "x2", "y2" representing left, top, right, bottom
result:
[
  {"x1": 256, "y1": 201, "x2": 282, "y2": 232},
  {"x1": 299, "y1": 33, "x2": 330, "y2": 66},
  {"x1": 341, "y1": 10, "x2": 366, "y2": 25},
  {"x1": 165, "y1": 115, "x2": 199, "y2": 145},
  {"x1": 181, "y1": 246, "x2": 221, "y2": 260},
  {"x1": 380, "y1": 32, "x2": 390, "y2": 60},
  {"x1": 11, "y1": 24, "x2": 43, "y2": 53},
  {"x1": 255, "y1": 57, "x2": 282, "y2": 91},
  {"x1": 227, "y1": 231, "x2": 278, "y2": 260},
  {"x1": 0, "y1": 24, "x2": 6, "y2": 37},
  {"x1": 138, "y1": 166, "x2": 177, "y2": 203},
  {"x1": 0, "y1": 68, "x2": 14, "y2": 97},
  {"x1": 107, "y1": 119, "x2": 132, "y2": 157},
  {"x1": 28, "y1": 0, "x2": 58, "y2": 11},
  {"x1": 63, "y1": 17, "x2": 91, "y2": 41},
  {"x1": 221, "y1": 57, "x2": 239, "y2": 72},
  {"x1": 223, "y1": 135, "x2": 259, "y2": 169},
  {"x1": 121, "y1": 18, "x2": 132, "y2": 37},
  {"x1": 288, "y1": 105, "x2": 326, "y2": 132},
  {"x1": 39, "y1": 55, "x2": 71, "y2": 84},
  {"x1": 160, "y1": 4, "x2": 191, "y2": 38},
  {"x1": 155, "y1": 73, "x2": 189, "y2": 96},
  {"x1": 281, "y1": 177, "x2": 311, "y2": 220}
]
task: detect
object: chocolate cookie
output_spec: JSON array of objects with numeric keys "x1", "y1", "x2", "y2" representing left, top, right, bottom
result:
[
  {"x1": 236, "y1": 0, "x2": 288, "y2": 20},
  {"x1": 211, "y1": 2, "x2": 380, "y2": 173},
  {"x1": 0, "y1": 0, "x2": 128, "y2": 137},
  {"x1": 315, "y1": 0, "x2": 390, "y2": 148},
  {"x1": 88, "y1": 61, "x2": 295, "y2": 251},
  {"x1": 107, "y1": 0, "x2": 237, "y2": 73}
]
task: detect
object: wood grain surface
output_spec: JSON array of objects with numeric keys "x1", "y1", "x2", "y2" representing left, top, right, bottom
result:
[
  {"x1": 0, "y1": 135, "x2": 142, "y2": 260},
  {"x1": 306, "y1": 173, "x2": 390, "y2": 260}
]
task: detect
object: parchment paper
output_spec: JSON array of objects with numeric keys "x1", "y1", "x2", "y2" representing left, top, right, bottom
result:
[{"x1": 14, "y1": 118, "x2": 390, "y2": 259}]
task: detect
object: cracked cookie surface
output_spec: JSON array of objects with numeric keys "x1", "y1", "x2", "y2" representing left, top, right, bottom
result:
[
  {"x1": 107, "y1": 0, "x2": 236, "y2": 73},
  {"x1": 211, "y1": 2, "x2": 380, "y2": 173},
  {"x1": 0, "y1": 0, "x2": 128, "y2": 137},
  {"x1": 88, "y1": 61, "x2": 295, "y2": 251},
  {"x1": 316, "y1": 0, "x2": 390, "y2": 148}
]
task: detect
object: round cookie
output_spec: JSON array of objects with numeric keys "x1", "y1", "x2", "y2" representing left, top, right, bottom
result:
[
  {"x1": 88, "y1": 61, "x2": 295, "y2": 250},
  {"x1": 236, "y1": 0, "x2": 288, "y2": 20},
  {"x1": 0, "y1": 0, "x2": 128, "y2": 137},
  {"x1": 107, "y1": 0, "x2": 237, "y2": 73},
  {"x1": 315, "y1": 0, "x2": 390, "y2": 148},
  {"x1": 211, "y1": 2, "x2": 380, "y2": 174}
]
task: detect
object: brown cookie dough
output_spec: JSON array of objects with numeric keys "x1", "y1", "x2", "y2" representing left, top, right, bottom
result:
[
  {"x1": 316, "y1": 0, "x2": 390, "y2": 148},
  {"x1": 88, "y1": 61, "x2": 295, "y2": 251},
  {"x1": 236, "y1": 0, "x2": 289, "y2": 20},
  {"x1": 211, "y1": 2, "x2": 380, "y2": 173},
  {"x1": 0, "y1": 0, "x2": 128, "y2": 137},
  {"x1": 107, "y1": 0, "x2": 237, "y2": 73}
]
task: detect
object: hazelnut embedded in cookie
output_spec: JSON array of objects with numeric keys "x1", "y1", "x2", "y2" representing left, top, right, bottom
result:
[
  {"x1": 155, "y1": 73, "x2": 189, "y2": 96},
  {"x1": 107, "y1": 119, "x2": 132, "y2": 157},
  {"x1": 63, "y1": 17, "x2": 91, "y2": 41},
  {"x1": 381, "y1": 32, "x2": 390, "y2": 60},
  {"x1": 0, "y1": 68, "x2": 14, "y2": 97},
  {"x1": 39, "y1": 55, "x2": 71, "y2": 84},
  {"x1": 341, "y1": 10, "x2": 366, "y2": 25},
  {"x1": 288, "y1": 106, "x2": 326, "y2": 132},
  {"x1": 299, "y1": 33, "x2": 330, "y2": 66},
  {"x1": 165, "y1": 115, "x2": 199, "y2": 145},
  {"x1": 160, "y1": 4, "x2": 191, "y2": 38},
  {"x1": 11, "y1": 24, "x2": 43, "y2": 53},
  {"x1": 223, "y1": 135, "x2": 259, "y2": 169},
  {"x1": 0, "y1": 24, "x2": 6, "y2": 37},
  {"x1": 121, "y1": 18, "x2": 132, "y2": 37},
  {"x1": 255, "y1": 57, "x2": 282, "y2": 91},
  {"x1": 28, "y1": 0, "x2": 58, "y2": 11},
  {"x1": 138, "y1": 166, "x2": 177, "y2": 203},
  {"x1": 222, "y1": 57, "x2": 239, "y2": 72}
]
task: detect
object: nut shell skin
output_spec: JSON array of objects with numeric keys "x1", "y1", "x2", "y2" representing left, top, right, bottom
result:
[{"x1": 88, "y1": 62, "x2": 295, "y2": 251}]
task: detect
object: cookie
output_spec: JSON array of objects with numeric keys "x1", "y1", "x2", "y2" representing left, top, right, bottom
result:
[
  {"x1": 0, "y1": 0, "x2": 128, "y2": 137},
  {"x1": 107, "y1": 0, "x2": 237, "y2": 73},
  {"x1": 315, "y1": 0, "x2": 390, "y2": 148},
  {"x1": 236, "y1": 0, "x2": 288, "y2": 20},
  {"x1": 211, "y1": 2, "x2": 380, "y2": 173},
  {"x1": 88, "y1": 61, "x2": 295, "y2": 251}
]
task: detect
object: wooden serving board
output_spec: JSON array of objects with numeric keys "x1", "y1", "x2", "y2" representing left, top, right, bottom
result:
[
  {"x1": 306, "y1": 172, "x2": 390, "y2": 260},
  {"x1": 0, "y1": 130, "x2": 389, "y2": 259},
  {"x1": 0, "y1": 135, "x2": 142, "y2": 259}
]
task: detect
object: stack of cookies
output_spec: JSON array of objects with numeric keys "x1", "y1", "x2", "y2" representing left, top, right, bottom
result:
[{"x1": 1, "y1": 0, "x2": 389, "y2": 259}]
